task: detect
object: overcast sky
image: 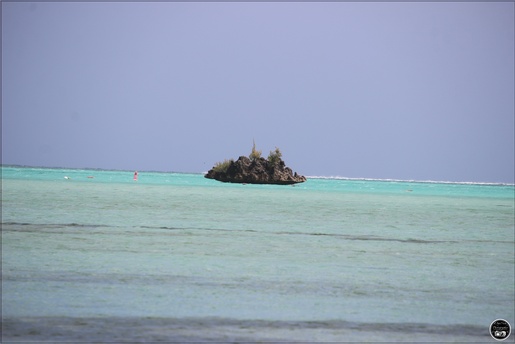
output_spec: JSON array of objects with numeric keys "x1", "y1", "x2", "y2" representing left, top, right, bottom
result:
[{"x1": 2, "y1": 2, "x2": 514, "y2": 183}]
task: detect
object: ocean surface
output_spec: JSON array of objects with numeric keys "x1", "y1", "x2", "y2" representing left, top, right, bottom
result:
[{"x1": 2, "y1": 166, "x2": 514, "y2": 342}]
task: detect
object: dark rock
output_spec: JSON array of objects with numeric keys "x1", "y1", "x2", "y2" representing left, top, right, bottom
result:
[{"x1": 205, "y1": 156, "x2": 306, "y2": 185}]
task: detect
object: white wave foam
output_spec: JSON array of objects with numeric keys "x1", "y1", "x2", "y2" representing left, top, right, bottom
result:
[{"x1": 305, "y1": 176, "x2": 514, "y2": 186}]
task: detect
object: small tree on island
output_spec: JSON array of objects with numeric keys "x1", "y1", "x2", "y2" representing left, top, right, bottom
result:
[
  {"x1": 212, "y1": 159, "x2": 233, "y2": 173},
  {"x1": 249, "y1": 140, "x2": 262, "y2": 161},
  {"x1": 267, "y1": 147, "x2": 282, "y2": 166}
]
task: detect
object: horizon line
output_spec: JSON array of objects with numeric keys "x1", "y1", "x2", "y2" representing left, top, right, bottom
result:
[{"x1": 1, "y1": 164, "x2": 514, "y2": 186}]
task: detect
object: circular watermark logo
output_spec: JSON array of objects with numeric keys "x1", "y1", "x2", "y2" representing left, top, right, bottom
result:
[{"x1": 490, "y1": 319, "x2": 511, "y2": 341}]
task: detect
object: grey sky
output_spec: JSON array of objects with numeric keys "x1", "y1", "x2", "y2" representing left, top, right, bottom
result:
[{"x1": 2, "y1": 2, "x2": 514, "y2": 183}]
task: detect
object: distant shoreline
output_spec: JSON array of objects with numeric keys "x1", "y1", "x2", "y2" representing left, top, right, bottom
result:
[
  {"x1": 1, "y1": 164, "x2": 513, "y2": 186},
  {"x1": 0, "y1": 164, "x2": 198, "y2": 176},
  {"x1": 305, "y1": 175, "x2": 515, "y2": 186}
]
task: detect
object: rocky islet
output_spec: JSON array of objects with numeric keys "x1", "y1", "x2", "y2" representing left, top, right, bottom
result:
[{"x1": 205, "y1": 154, "x2": 306, "y2": 185}]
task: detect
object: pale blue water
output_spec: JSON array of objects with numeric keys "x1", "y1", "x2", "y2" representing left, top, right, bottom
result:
[{"x1": 2, "y1": 166, "x2": 514, "y2": 341}]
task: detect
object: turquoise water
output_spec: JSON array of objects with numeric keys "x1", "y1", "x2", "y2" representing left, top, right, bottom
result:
[{"x1": 2, "y1": 166, "x2": 514, "y2": 341}]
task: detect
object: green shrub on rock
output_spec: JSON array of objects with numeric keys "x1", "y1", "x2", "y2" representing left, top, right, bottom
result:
[
  {"x1": 267, "y1": 147, "x2": 282, "y2": 166},
  {"x1": 212, "y1": 159, "x2": 233, "y2": 173},
  {"x1": 249, "y1": 140, "x2": 262, "y2": 161}
]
